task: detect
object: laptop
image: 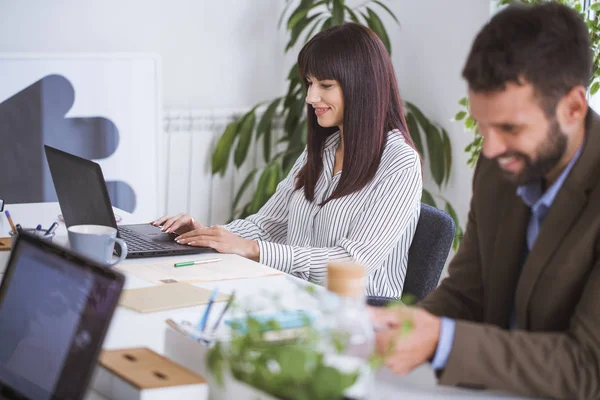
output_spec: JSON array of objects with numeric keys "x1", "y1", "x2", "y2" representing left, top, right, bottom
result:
[
  {"x1": 0, "y1": 232, "x2": 124, "y2": 400},
  {"x1": 44, "y1": 145, "x2": 213, "y2": 258}
]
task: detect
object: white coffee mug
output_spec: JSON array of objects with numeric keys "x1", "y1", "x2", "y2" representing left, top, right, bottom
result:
[{"x1": 68, "y1": 225, "x2": 127, "y2": 266}]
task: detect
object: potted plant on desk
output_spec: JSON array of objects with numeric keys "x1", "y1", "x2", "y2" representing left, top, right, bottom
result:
[
  {"x1": 205, "y1": 282, "x2": 412, "y2": 400},
  {"x1": 206, "y1": 291, "x2": 364, "y2": 400}
]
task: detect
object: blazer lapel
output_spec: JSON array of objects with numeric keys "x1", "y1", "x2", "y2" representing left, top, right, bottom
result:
[
  {"x1": 514, "y1": 110, "x2": 600, "y2": 328},
  {"x1": 486, "y1": 187, "x2": 529, "y2": 327}
]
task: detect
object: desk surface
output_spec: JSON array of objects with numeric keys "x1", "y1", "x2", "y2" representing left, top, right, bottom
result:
[{"x1": 0, "y1": 203, "x2": 528, "y2": 400}]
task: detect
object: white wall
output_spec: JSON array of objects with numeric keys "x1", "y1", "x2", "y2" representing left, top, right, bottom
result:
[
  {"x1": 385, "y1": 0, "x2": 490, "y2": 226},
  {"x1": 0, "y1": 0, "x2": 490, "y2": 226}
]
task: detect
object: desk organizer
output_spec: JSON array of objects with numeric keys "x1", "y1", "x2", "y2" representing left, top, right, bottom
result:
[
  {"x1": 91, "y1": 347, "x2": 208, "y2": 400},
  {"x1": 164, "y1": 326, "x2": 279, "y2": 400}
]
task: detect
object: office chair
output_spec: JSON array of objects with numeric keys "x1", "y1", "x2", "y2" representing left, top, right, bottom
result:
[{"x1": 367, "y1": 203, "x2": 455, "y2": 307}]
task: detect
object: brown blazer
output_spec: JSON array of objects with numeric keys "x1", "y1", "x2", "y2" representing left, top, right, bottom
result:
[{"x1": 419, "y1": 110, "x2": 600, "y2": 399}]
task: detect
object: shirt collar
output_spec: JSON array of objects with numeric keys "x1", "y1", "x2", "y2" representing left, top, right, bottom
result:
[
  {"x1": 324, "y1": 131, "x2": 341, "y2": 152},
  {"x1": 517, "y1": 145, "x2": 583, "y2": 212}
]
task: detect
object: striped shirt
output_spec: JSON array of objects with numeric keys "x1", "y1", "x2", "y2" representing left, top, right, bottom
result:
[{"x1": 224, "y1": 130, "x2": 422, "y2": 297}]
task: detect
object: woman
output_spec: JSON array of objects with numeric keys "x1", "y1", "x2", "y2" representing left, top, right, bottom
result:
[{"x1": 153, "y1": 23, "x2": 422, "y2": 297}]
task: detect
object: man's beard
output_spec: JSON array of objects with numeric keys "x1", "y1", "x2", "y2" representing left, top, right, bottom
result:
[{"x1": 494, "y1": 119, "x2": 568, "y2": 185}]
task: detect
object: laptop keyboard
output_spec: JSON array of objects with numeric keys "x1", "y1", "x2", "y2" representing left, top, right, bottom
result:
[{"x1": 118, "y1": 227, "x2": 171, "y2": 252}]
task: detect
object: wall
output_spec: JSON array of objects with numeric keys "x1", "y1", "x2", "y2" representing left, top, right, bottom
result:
[{"x1": 0, "y1": 0, "x2": 490, "y2": 226}]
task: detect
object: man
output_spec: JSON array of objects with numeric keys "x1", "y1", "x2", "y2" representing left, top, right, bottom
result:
[{"x1": 372, "y1": 3, "x2": 600, "y2": 399}]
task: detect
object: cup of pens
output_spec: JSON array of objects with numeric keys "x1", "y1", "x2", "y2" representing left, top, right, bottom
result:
[{"x1": 8, "y1": 223, "x2": 58, "y2": 247}]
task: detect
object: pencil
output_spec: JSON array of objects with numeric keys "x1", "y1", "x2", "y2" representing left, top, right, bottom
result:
[
  {"x1": 197, "y1": 287, "x2": 219, "y2": 333},
  {"x1": 4, "y1": 211, "x2": 16, "y2": 234},
  {"x1": 211, "y1": 291, "x2": 236, "y2": 332}
]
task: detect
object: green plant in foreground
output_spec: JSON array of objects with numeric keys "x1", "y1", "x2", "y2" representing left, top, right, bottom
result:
[{"x1": 206, "y1": 288, "x2": 418, "y2": 399}]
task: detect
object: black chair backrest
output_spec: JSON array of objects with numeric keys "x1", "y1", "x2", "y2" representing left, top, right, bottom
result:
[
  {"x1": 402, "y1": 203, "x2": 455, "y2": 302},
  {"x1": 366, "y1": 203, "x2": 455, "y2": 307}
]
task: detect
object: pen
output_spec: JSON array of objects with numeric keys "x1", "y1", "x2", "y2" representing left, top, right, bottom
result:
[
  {"x1": 4, "y1": 211, "x2": 16, "y2": 234},
  {"x1": 174, "y1": 258, "x2": 221, "y2": 268},
  {"x1": 197, "y1": 287, "x2": 219, "y2": 333},
  {"x1": 44, "y1": 222, "x2": 58, "y2": 236},
  {"x1": 211, "y1": 291, "x2": 236, "y2": 333}
]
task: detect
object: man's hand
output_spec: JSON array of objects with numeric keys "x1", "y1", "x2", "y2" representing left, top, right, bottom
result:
[
  {"x1": 175, "y1": 226, "x2": 260, "y2": 261},
  {"x1": 371, "y1": 306, "x2": 442, "y2": 376}
]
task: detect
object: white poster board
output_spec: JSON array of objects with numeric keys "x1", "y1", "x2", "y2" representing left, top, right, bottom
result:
[{"x1": 0, "y1": 54, "x2": 163, "y2": 221}]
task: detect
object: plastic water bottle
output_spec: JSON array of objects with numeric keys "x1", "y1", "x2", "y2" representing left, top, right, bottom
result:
[{"x1": 323, "y1": 263, "x2": 375, "y2": 400}]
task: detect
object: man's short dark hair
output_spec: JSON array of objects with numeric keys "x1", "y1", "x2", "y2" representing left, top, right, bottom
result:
[{"x1": 462, "y1": 2, "x2": 592, "y2": 116}]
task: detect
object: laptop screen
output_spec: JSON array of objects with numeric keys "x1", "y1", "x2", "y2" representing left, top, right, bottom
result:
[
  {"x1": 0, "y1": 235, "x2": 124, "y2": 400},
  {"x1": 44, "y1": 145, "x2": 118, "y2": 230}
]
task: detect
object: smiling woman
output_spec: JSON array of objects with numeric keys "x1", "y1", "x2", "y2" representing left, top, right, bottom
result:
[{"x1": 154, "y1": 23, "x2": 423, "y2": 297}]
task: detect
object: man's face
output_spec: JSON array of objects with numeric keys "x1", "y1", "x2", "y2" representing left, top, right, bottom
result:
[{"x1": 469, "y1": 82, "x2": 567, "y2": 185}]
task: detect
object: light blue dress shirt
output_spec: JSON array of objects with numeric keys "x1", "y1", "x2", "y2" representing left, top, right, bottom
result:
[{"x1": 431, "y1": 146, "x2": 583, "y2": 370}]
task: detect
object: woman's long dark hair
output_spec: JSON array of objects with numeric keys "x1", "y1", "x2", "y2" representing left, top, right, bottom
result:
[{"x1": 296, "y1": 22, "x2": 416, "y2": 203}]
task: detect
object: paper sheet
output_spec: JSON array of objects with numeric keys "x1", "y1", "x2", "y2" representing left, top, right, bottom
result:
[
  {"x1": 115, "y1": 257, "x2": 283, "y2": 284},
  {"x1": 119, "y1": 282, "x2": 229, "y2": 313}
]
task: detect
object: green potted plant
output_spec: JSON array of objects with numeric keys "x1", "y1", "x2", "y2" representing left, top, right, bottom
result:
[
  {"x1": 210, "y1": 0, "x2": 463, "y2": 248},
  {"x1": 457, "y1": 0, "x2": 600, "y2": 167}
]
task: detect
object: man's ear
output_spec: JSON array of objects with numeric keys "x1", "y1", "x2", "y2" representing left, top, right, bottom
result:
[{"x1": 556, "y1": 86, "x2": 588, "y2": 134}]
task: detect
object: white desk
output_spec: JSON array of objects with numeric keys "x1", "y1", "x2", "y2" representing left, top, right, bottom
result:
[{"x1": 0, "y1": 203, "x2": 528, "y2": 399}]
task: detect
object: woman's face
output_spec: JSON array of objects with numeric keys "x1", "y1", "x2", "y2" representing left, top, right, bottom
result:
[{"x1": 305, "y1": 75, "x2": 344, "y2": 131}]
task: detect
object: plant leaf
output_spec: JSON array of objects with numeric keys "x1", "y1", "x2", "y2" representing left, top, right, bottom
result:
[
  {"x1": 444, "y1": 201, "x2": 463, "y2": 250},
  {"x1": 366, "y1": 7, "x2": 391, "y2": 54},
  {"x1": 278, "y1": 0, "x2": 295, "y2": 29},
  {"x1": 421, "y1": 188, "x2": 436, "y2": 208},
  {"x1": 441, "y1": 128, "x2": 453, "y2": 185},
  {"x1": 287, "y1": 13, "x2": 321, "y2": 51},
  {"x1": 266, "y1": 164, "x2": 282, "y2": 197},
  {"x1": 303, "y1": 16, "x2": 325, "y2": 43},
  {"x1": 344, "y1": 6, "x2": 360, "y2": 23},
  {"x1": 234, "y1": 111, "x2": 257, "y2": 168},
  {"x1": 465, "y1": 116, "x2": 476, "y2": 130},
  {"x1": 250, "y1": 167, "x2": 271, "y2": 213},
  {"x1": 425, "y1": 123, "x2": 445, "y2": 187},
  {"x1": 405, "y1": 111, "x2": 424, "y2": 159},
  {"x1": 287, "y1": 7, "x2": 309, "y2": 30},
  {"x1": 454, "y1": 111, "x2": 467, "y2": 121},
  {"x1": 321, "y1": 16, "x2": 333, "y2": 30},
  {"x1": 332, "y1": 0, "x2": 344, "y2": 25},
  {"x1": 257, "y1": 98, "x2": 281, "y2": 140},
  {"x1": 263, "y1": 123, "x2": 273, "y2": 163},
  {"x1": 591, "y1": 80, "x2": 600, "y2": 95},
  {"x1": 372, "y1": 0, "x2": 400, "y2": 25},
  {"x1": 232, "y1": 168, "x2": 258, "y2": 217},
  {"x1": 212, "y1": 121, "x2": 239, "y2": 176},
  {"x1": 458, "y1": 97, "x2": 468, "y2": 107}
]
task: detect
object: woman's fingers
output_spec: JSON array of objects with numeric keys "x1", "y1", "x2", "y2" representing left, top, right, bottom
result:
[
  {"x1": 151, "y1": 215, "x2": 170, "y2": 226},
  {"x1": 175, "y1": 226, "x2": 218, "y2": 241},
  {"x1": 161, "y1": 214, "x2": 185, "y2": 232}
]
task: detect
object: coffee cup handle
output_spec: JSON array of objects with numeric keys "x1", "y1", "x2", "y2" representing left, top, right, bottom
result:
[{"x1": 108, "y1": 237, "x2": 128, "y2": 266}]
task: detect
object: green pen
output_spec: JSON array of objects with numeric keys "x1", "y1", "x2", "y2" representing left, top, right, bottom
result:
[{"x1": 174, "y1": 258, "x2": 221, "y2": 268}]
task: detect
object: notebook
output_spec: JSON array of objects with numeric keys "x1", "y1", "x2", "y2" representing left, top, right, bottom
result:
[{"x1": 119, "y1": 282, "x2": 229, "y2": 313}]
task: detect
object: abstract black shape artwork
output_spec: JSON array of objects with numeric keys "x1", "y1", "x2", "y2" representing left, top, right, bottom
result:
[{"x1": 0, "y1": 74, "x2": 136, "y2": 212}]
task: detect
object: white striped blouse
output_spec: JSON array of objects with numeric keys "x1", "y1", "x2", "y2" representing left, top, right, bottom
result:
[{"x1": 224, "y1": 130, "x2": 422, "y2": 297}]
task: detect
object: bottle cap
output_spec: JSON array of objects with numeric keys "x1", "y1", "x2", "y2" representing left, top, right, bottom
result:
[{"x1": 327, "y1": 263, "x2": 365, "y2": 297}]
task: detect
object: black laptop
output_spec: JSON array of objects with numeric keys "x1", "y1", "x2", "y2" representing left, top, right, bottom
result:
[
  {"x1": 44, "y1": 145, "x2": 213, "y2": 258},
  {"x1": 0, "y1": 232, "x2": 124, "y2": 400}
]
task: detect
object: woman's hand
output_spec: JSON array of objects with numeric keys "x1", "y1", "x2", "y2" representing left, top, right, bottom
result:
[
  {"x1": 175, "y1": 226, "x2": 260, "y2": 261},
  {"x1": 151, "y1": 213, "x2": 204, "y2": 234}
]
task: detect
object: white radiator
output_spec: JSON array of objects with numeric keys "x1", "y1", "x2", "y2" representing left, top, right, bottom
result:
[{"x1": 163, "y1": 108, "x2": 282, "y2": 226}]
